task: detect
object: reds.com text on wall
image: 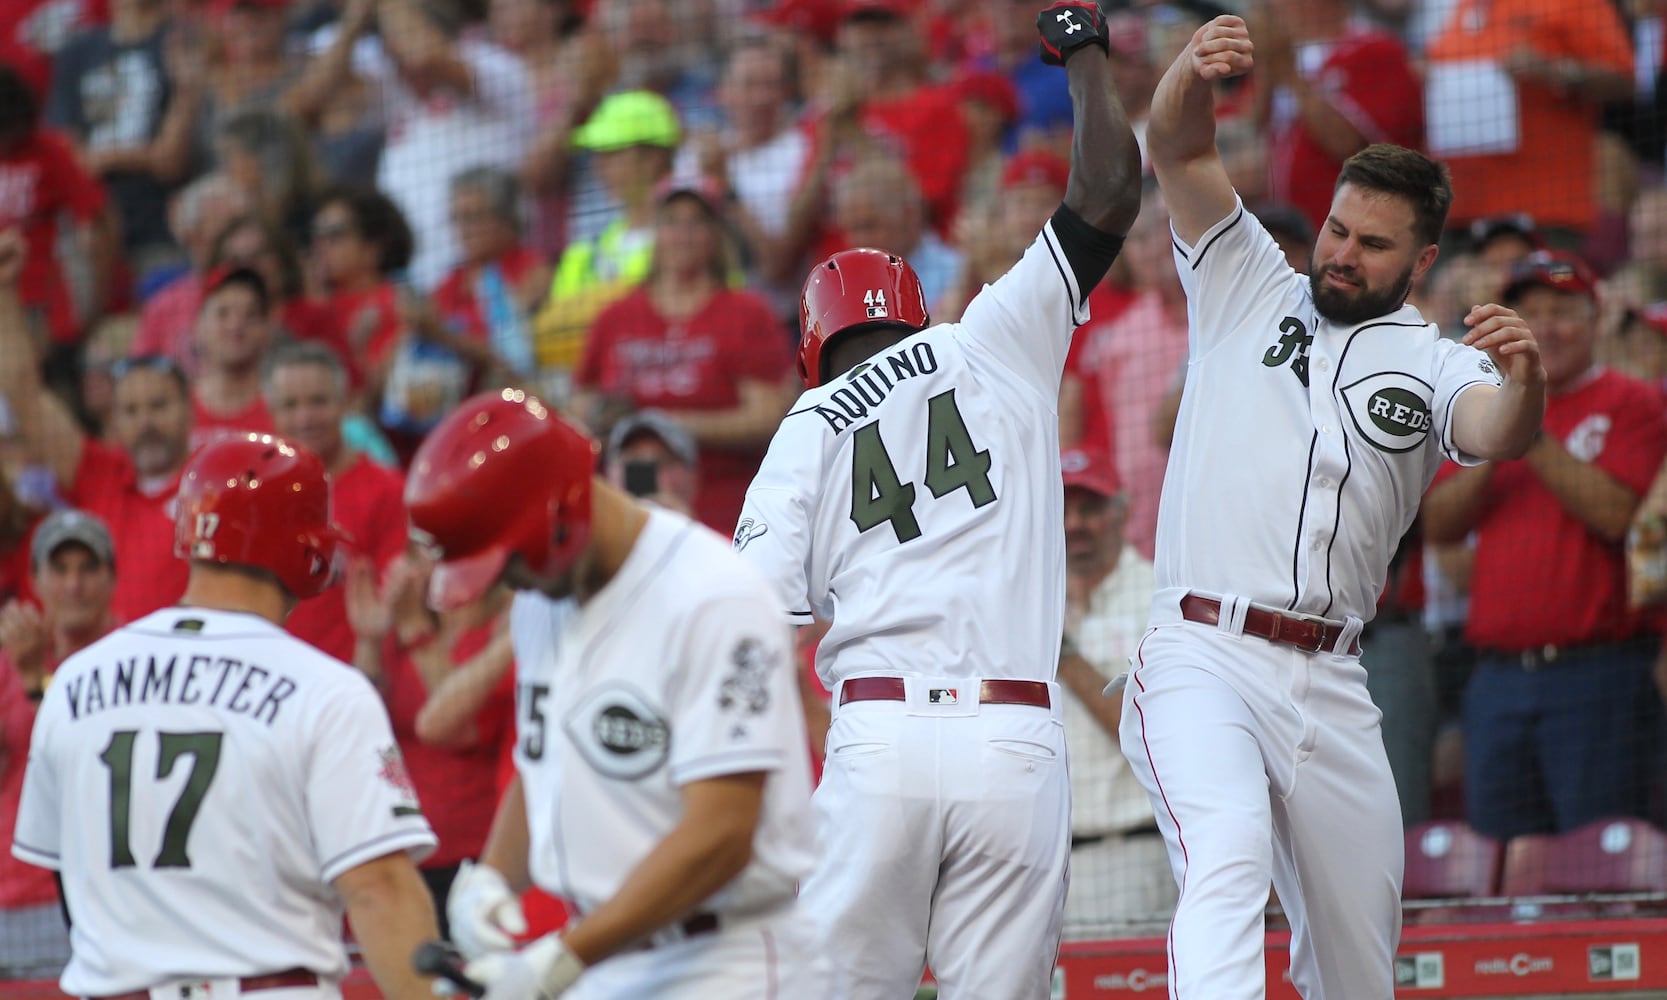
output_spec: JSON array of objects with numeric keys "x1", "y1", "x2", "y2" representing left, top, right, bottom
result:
[{"x1": 1054, "y1": 919, "x2": 1667, "y2": 997}]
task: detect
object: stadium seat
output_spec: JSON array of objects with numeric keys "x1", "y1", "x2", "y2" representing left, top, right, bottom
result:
[
  {"x1": 1500, "y1": 818, "x2": 1667, "y2": 918},
  {"x1": 1401, "y1": 821, "x2": 1505, "y2": 924}
]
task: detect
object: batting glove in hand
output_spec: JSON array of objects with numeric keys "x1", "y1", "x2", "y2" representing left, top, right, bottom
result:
[
  {"x1": 447, "y1": 861, "x2": 528, "y2": 959},
  {"x1": 464, "y1": 935, "x2": 585, "y2": 1000},
  {"x1": 1036, "y1": 0, "x2": 1109, "y2": 66}
]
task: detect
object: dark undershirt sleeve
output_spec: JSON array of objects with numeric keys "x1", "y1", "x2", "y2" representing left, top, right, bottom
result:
[{"x1": 1049, "y1": 203, "x2": 1126, "y2": 300}]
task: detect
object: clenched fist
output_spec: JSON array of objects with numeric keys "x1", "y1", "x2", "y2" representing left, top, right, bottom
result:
[
  {"x1": 1185, "y1": 15, "x2": 1255, "y2": 82},
  {"x1": 1036, "y1": 1, "x2": 1109, "y2": 66}
]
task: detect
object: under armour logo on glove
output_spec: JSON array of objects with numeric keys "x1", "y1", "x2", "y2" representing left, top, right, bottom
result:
[{"x1": 1037, "y1": 0, "x2": 1109, "y2": 66}]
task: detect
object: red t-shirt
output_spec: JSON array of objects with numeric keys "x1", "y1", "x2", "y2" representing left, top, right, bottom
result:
[
  {"x1": 811, "y1": 84, "x2": 969, "y2": 232},
  {"x1": 190, "y1": 393, "x2": 276, "y2": 453},
  {"x1": 433, "y1": 247, "x2": 547, "y2": 342},
  {"x1": 0, "y1": 518, "x2": 39, "y2": 608},
  {"x1": 1064, "y1": 281, "x2": 1138, "y2": 456},
  {"x1": 69, "y1": 439, "x2": 187, "y2": 624},
  {"x1": 1453, "y1": 369, "x2": 1667, "y2": 650},
  {"x1": 383, "y1": 622, "x2": 516, "y2": 869},
  {"x1": 0, "y1": 128, "x2": 107, "y2": 342},
  {"x1": 577, "y1": 287, "x2": 794, "y2": 533},
  {"x1": 287, "y1": 455, "x2": 407, "y2": 663},
  {"x1": 322, "y1": 283, "x2": 404, "y2": 372},
  {"x1": 1265, "y1": 28, "x2": 1423, "y2": 232},
  {"x1": 0, "y1": 651, "x2": 55, "y2": 908},
  {"x1": 281, "y1": 298, "x2": 362, "y2": 388}
]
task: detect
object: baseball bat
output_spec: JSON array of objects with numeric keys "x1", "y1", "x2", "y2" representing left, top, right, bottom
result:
[{"x1": 412, "y1": 940, "x2": 487, "y2": 998}]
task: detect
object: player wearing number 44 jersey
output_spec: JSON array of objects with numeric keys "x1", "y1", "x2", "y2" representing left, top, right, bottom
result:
[
  {"x1": 1124, "y1": 16, "x2": 1547, "y2": 1000},
  {"x1": 734, "y1": 4, "x2": 1141, "y2": 998},
  {"x1": 12, "y1": 433, "x2": 443, "y2": 1000}
]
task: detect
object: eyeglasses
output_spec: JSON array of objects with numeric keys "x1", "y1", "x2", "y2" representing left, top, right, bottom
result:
[
  {"x1": 103, "y1": 353, "x2": 188, "y2": 393},
  {"x1": 311, "y1": 223, "x2": 356, "y2": 244},
  {"x1": 107, "y1": 354, "x2": 188, "y2": 384}
]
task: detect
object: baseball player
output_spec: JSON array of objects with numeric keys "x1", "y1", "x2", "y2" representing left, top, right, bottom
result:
[
  {"x1": 1125, "y1": 17, "x2": 1547, "y2": 998},
  {"x1": 10, "y1": 433, "x2": 442, "y2": 1000},
  {"x1": 731, "y1": 6, "x2": 1142, "y2": 997},
  {"x1": 403, "y1": 390, "x2": 824, "y2": 999}
]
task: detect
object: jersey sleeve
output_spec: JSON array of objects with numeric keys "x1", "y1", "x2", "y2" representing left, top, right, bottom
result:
[
  {"x1": 666, "y1": 595, "x2": 800, "y2": 785},
  {"x1": 1171, "y1": 198, "x2": 1297, "y2": 354},
  {"x1": 952, "y1": 220, "x2": 1091, "y2": 399},
  {"x1": 1430, "y1": 337, "x2": 1506, "y2": 467},
  {"x1": 304, "y1": 674, "x2": 437, "y2": 883},
  {"x1": 10, "y1": 696, "x2": 63, "y2": 870},
  {"x1": 734, "y1": 425, "x2": 818, "y2": 625}
]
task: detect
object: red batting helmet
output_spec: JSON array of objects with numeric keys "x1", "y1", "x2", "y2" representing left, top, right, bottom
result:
[
  {"x1": 405, "y1": 389, "x2": 598, "y2": 611},
  {"x1": 174, "y1": 433, "x2": 344, "y2": 600},
  {"x1": 798, "y1": 248, "x2": 930, "y2": 388}
]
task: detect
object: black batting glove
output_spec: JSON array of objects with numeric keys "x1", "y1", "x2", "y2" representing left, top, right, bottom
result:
[{"x1": 1036, "y1": 0, "x2": 1109, "y2": 66}]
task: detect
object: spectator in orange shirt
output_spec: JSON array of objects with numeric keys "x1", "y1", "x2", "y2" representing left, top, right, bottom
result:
[{"x1": 1424, "y1": 0, "x2": 1632, "y2": 239}]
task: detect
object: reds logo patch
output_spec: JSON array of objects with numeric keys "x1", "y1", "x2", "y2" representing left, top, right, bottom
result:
[
  {"x1": 1338, "y1": 372, "x2": 1434, "y2": 454},
  {"x1": 719, "y1": 638, "x2": 775, "y2": 715},
  {"x1": 376, "y1": 745, "x2": 417, "y2": 799}
]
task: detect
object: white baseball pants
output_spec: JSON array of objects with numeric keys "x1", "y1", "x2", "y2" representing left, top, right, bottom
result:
[
  {"x1": 566, "y1": 906, "x2": 827, "y2": 999},
  {"x1": 1119, "y1": 620, "x2": 1403, "y2": 1000},
  {"x1": 800, "y1": 676, "x2": 1071, "y2": 1000}
]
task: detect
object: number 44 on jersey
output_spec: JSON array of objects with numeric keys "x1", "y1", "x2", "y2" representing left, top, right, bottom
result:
[{"x1": 850, "y1": 389, "x2": 996, "y2": 543}]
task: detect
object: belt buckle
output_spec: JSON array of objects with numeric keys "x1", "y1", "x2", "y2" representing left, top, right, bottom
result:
[{"x1": 1275, "y1": 612, "x2": 1327, "y2": 653}]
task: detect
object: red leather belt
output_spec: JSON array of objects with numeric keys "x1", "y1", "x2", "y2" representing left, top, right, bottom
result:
[
  {"x1": 839, "y1": 676, "x2": 1052, "y2": 708},
  {"x1": 1180, "y1": 594, "x2": 1360, "y2": 656},
  {"x1": 95, "y1": 969, "x2": 318, "y2": 1000}
]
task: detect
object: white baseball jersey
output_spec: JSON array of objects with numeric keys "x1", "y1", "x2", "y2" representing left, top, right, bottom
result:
[
  {"x1": 1155, "y1": 198, "x2": 1502, "y2": 622},
  {"x1": 507, "y1": 509, "x2": 814, "y2": 917},
  {"x1": 11, "y1": 608, "x2": 436, "y2": 996},
  {"x1": 737, "y1": 222, "x2": 1090, "y2": 685}
]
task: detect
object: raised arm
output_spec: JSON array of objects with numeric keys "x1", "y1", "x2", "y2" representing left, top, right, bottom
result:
[
  {"x1": 1044, "y1": 2, "x2": 1141, "y2": 238},
  {"x1": 1147, "y1": 15, "x2": 1255, "y2": 245},
  {"x1": 0, "y1": 230, "x2": 86, "y2": 490}
]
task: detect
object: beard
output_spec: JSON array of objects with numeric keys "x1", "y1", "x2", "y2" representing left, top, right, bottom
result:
[{"x1": 1310, "y1": 262, "x2": 1416, "y2": 326}]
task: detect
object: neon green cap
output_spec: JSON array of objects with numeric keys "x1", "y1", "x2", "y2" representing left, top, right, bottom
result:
[{"x1": 571, "y1": 91, "x2": 682, "y2": 152}]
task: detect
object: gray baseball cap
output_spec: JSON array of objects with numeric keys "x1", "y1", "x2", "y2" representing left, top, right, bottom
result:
[
  {"x1": 31, "y1": 509, "x2": 116, "y2": 570},
  {"x1": 607, "y1": 410, "x2": 698, "y2": 468}
]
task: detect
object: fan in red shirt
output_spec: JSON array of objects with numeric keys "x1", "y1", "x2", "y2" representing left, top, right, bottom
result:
[
  {"x1": 0, "y1": 508, "x2": 117, "y2": 970},
  {"x1": 1255, "y1": 0, "x2": 1423, "y2": 233},
  {"x1": 574, "y1": 181, "x2": 795, "y2": 533},
  {"x1": 1424, "y1": 251, "x2": 1667, "y2": 841},
  {"x1": 431, "y1": 166, "x2": 552, "y2": 385},
  {"x1": 189, "y1": 266, "x2": 277, "y2": 451},
  {"x1": 211, "y1": 214, "x2": 361, "y2": 388},
  {"x1": 0, "y1": 65, "x2": 109, "y2": 345},
  {"x1": 265, "y1": 340, "x2": 408, "y2": 662},
  {"x1": 344, "y1": 555, "x2": 516, "y2": 935},
  {"x1": 308, "y1": 185, "x2": 416, "y2": 382},
  {"x1": 0, "y1": 234, "x2": 194, "y2": 622},
  {"x1": 822, "y1": 0, "x2": 971, "y2": 231}
]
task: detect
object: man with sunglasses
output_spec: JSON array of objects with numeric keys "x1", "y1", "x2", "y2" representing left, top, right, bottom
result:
[{"x1": 0, "y1": 229, "x2": 194, "y2": 622}]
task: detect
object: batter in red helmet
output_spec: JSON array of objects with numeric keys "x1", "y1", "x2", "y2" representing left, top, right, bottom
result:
[
  {"x1": 734, "y1": 5, "x2": 1143, "y2": 997},
  {"x1": 12, "y1": 433, "x2": 445, "y2": 1000},
  {"x1": 405, "y1": 391, "x2": 825, "y2": 999}
]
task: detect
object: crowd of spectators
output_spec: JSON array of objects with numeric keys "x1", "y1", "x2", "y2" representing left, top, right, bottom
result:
[{"x1": 5, "y1": 0, "x2": 1667, "y2": 972}]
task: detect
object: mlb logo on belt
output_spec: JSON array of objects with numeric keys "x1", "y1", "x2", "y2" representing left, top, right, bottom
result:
[{"x1": 929, "y1": 688, "x2": 958, "y2": 705}]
